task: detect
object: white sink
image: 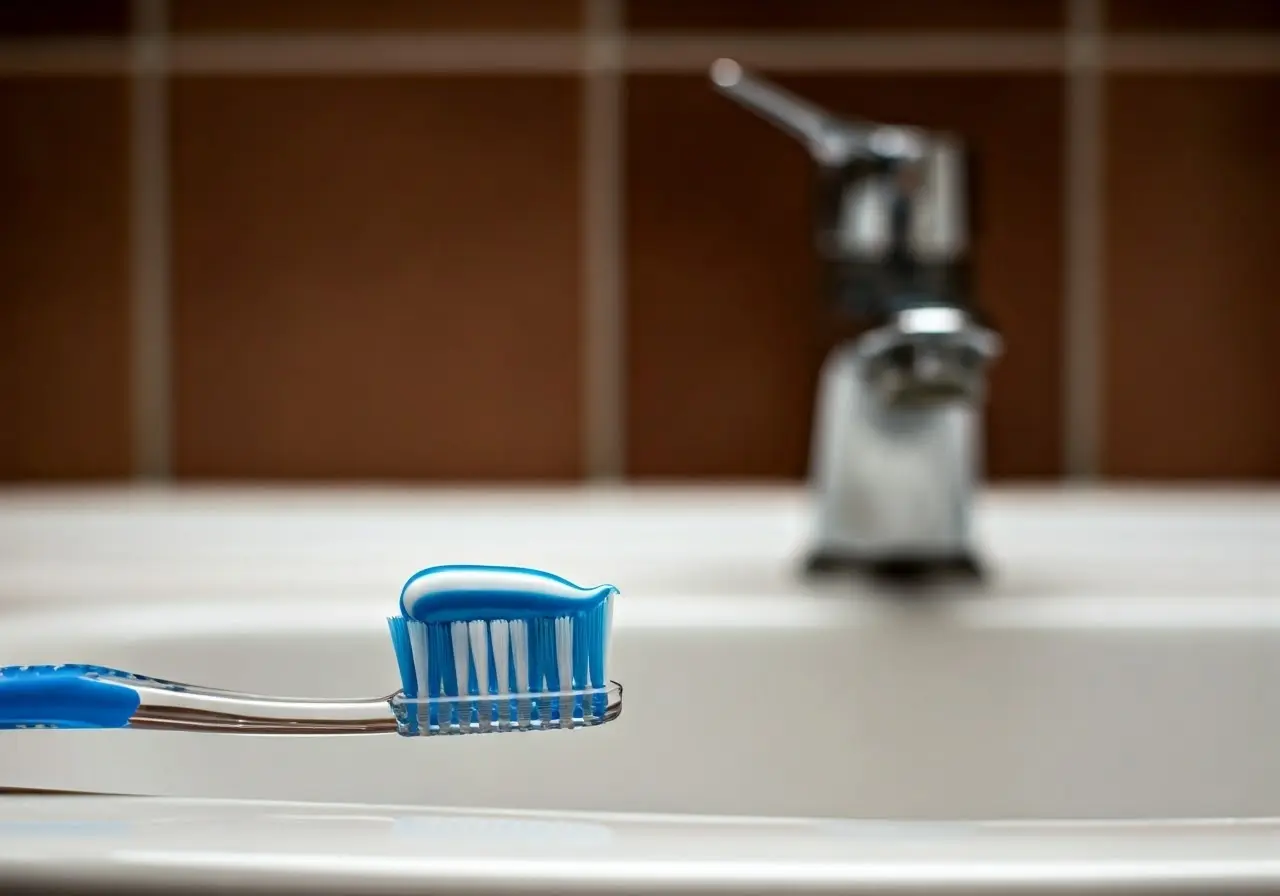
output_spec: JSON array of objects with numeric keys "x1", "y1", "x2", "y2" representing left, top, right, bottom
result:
[
  {"x1": 0, "y1": 486, "x2": 1278, "y2": 894},
  {"x1": 0, "y1": 486, "x2": 1276, "y2": 822}
]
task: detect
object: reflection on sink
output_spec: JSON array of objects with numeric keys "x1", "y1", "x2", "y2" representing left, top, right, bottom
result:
[{"x1": 0, "y1": 590, "x2": 1276, "y2": 820}]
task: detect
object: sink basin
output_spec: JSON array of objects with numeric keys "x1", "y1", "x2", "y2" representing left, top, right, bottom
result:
[
  {"x1": 0, "y1": 485, "x2": 1276, "y2": 820},
  {"x1": 0, "y1": 590, "x2": 1278, "y2": 820}
]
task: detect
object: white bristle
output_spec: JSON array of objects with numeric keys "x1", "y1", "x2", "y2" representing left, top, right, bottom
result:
[
  {"x1": 555, "y1": 616, "x2": 573, "y2": 690},
  {"x1": 555, "y1": 615, "x2": 574, "y2": 727},
  {"x1": 490, "y1": 621, "x2": 510, "y2": 695},
  {"x1": 408, "y1": 619, "x2": 431, "y2": 701},
  {"x1": 468, "y1": 620, "x2": 491, "y2": 728},
  {"x1": 468, "y1": 620, "x2": 489, "y2": 695},
  {"x1": 509, "y1": 619, "x2": 530, "y2": 726},
  {"x1": 450, "y1": 622, "x2": 470, "y2": 699},
  {"x1": 510, "y1": 620, "x2": 530, "y2": 694}
]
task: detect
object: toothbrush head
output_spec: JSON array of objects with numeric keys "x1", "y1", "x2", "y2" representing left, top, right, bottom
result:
[{"x1": 386, "y1": 565, "x2": 621, "y2": 737}]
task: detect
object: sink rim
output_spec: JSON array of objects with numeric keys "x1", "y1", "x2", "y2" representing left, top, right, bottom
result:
[
  {"x1": 3, "y1": 588, "x2": 1280, "y2": 651},
  {"x1": 0, "y1": 794, "x2": 1278, "y2": 895}
]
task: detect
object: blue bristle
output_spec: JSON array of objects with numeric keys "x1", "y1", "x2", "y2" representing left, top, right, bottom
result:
[
  {"x1": 436, "y1": 625, "x2": 455, "y2": 696},
  {"x1": 539, "y1": 617, "x2": 558, "y2": 721},
  {"x1": 387, "y1": 618, "x2": 416, "y2": 696},
  {"x1": 539, "y1": 618, "x2": 558, "y2": 690},
  {"x1": 424, "y1": 624, "x2": 441, "y2": 728},
  {"x1": 437, "y1": 623, "x2": 458, "y2": 725},
  {"x1": 386, "y1": 617, "x2": 419, "y2": 734},
  {"x1": 505, "y1": 627, "x2": 518, "y2": 719},
  {"x1": 588, "y1": 603, "x2": 607, "y2": 687},
  {"x1": 465, "y1": 641, "x2": 479, "y2": 726},
  {"x1": 527, "y1": 623, "x2": 542, "y2": 711},
  {"x1": 570, "y1": 610, "x2": 589, "y2": 718},
  {"x1": 429, "y1": 624, "x2": 446, "y2": 691},
  {"x1": 589, "y1": 603, "x2": 608, "y2": 716},
  {"x1": 486, "y1": 642, "x2": 498, "y2": 696},
  {"x1": 572, "y1": 612, "x2": 589, "y2": 688}
]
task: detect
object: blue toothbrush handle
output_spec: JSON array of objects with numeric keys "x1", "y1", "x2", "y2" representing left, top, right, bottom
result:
[
  {"x1": 0, "y1": 664, "x2": 396, "y2": 734},
  {"x1": 0, "y1": 665, "x2": 142, "y2": 730}
]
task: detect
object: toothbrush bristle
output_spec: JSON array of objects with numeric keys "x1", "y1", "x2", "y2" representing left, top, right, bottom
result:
[
  {"x1": 386, "y1": 594, "x2": 615, "y2": 734},
  {"x1": 510, "y1": 619, "x2": 530, "y2": 695},
  {"x1": 387, "y1": 617, "x2": 416, "y2": 695},
  {"x1": 491, "y1": 621, "x2": 510, "y2": 697}
]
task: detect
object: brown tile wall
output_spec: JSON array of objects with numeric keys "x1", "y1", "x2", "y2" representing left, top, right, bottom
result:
[
  {"x1": 170, "y1": 76, "x2": 583, "y2": 481},
  {"x1": 1102, "y1": 74, "x2": 1280, "y2": 479},
  {"x1": 0, "y1": 0, "x2": 130, "y2": 37},
  {"x1": 0, "y1": 78, "x2": 133, "y2": 480},
  {"x1": 2, "y1": 1, "x2": 1277, "y2": 482},
  {"x1": 1106, "y1": 0, "x2": 1280, "y2": 31}
]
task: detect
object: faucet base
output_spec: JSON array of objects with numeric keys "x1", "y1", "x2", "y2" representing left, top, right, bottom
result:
[
  {"x1": 805, "y1": 336, "x2": 993, "y2": 585},
  {"x1": 803, "y1": 547, "x2": 984, "y2": 583}
]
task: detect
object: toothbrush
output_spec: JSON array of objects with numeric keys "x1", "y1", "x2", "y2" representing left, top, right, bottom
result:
[{"x1": 0, "y1": 565, "x2": 621, "y2": 737}]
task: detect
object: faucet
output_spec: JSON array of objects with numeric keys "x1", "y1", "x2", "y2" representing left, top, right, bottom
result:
[{"x1": 710, "y1": 59, "x2": 1002, "y2": 580}]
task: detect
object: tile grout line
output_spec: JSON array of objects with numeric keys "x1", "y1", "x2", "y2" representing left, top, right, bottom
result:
[
  {"x1": 129, "y1": 0, "x2": 172, "y2": 480},
  {"x1": 1063, "y1": 0, "x2": 1105, "y2": 481},
  {"x1": 581, "y1": 0, "x2": 626, "y2": 481},
  {"x1": 4, "y1": 32, "x2": 1280, "y2": 76}
]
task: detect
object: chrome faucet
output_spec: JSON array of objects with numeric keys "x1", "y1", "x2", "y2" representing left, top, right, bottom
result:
[{"x1": 710, "y1": 59, "x2": 1001, "y2": 579}]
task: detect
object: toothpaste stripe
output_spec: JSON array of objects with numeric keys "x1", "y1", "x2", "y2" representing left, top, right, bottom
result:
[
  {"x1": 404, "y1": 567, "x2": 577, "y2": 605},
  {"x1": 400, "y1": 565, "x2": 615, "y2": 621}
]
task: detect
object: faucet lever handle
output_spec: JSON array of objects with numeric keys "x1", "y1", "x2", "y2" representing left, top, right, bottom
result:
[
  {"x1": 709, "y1": 58, "x2": 859, "y2": 166},
  {"x1": 709, "y1": 59, "x2": 932, "y2": 168}
]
